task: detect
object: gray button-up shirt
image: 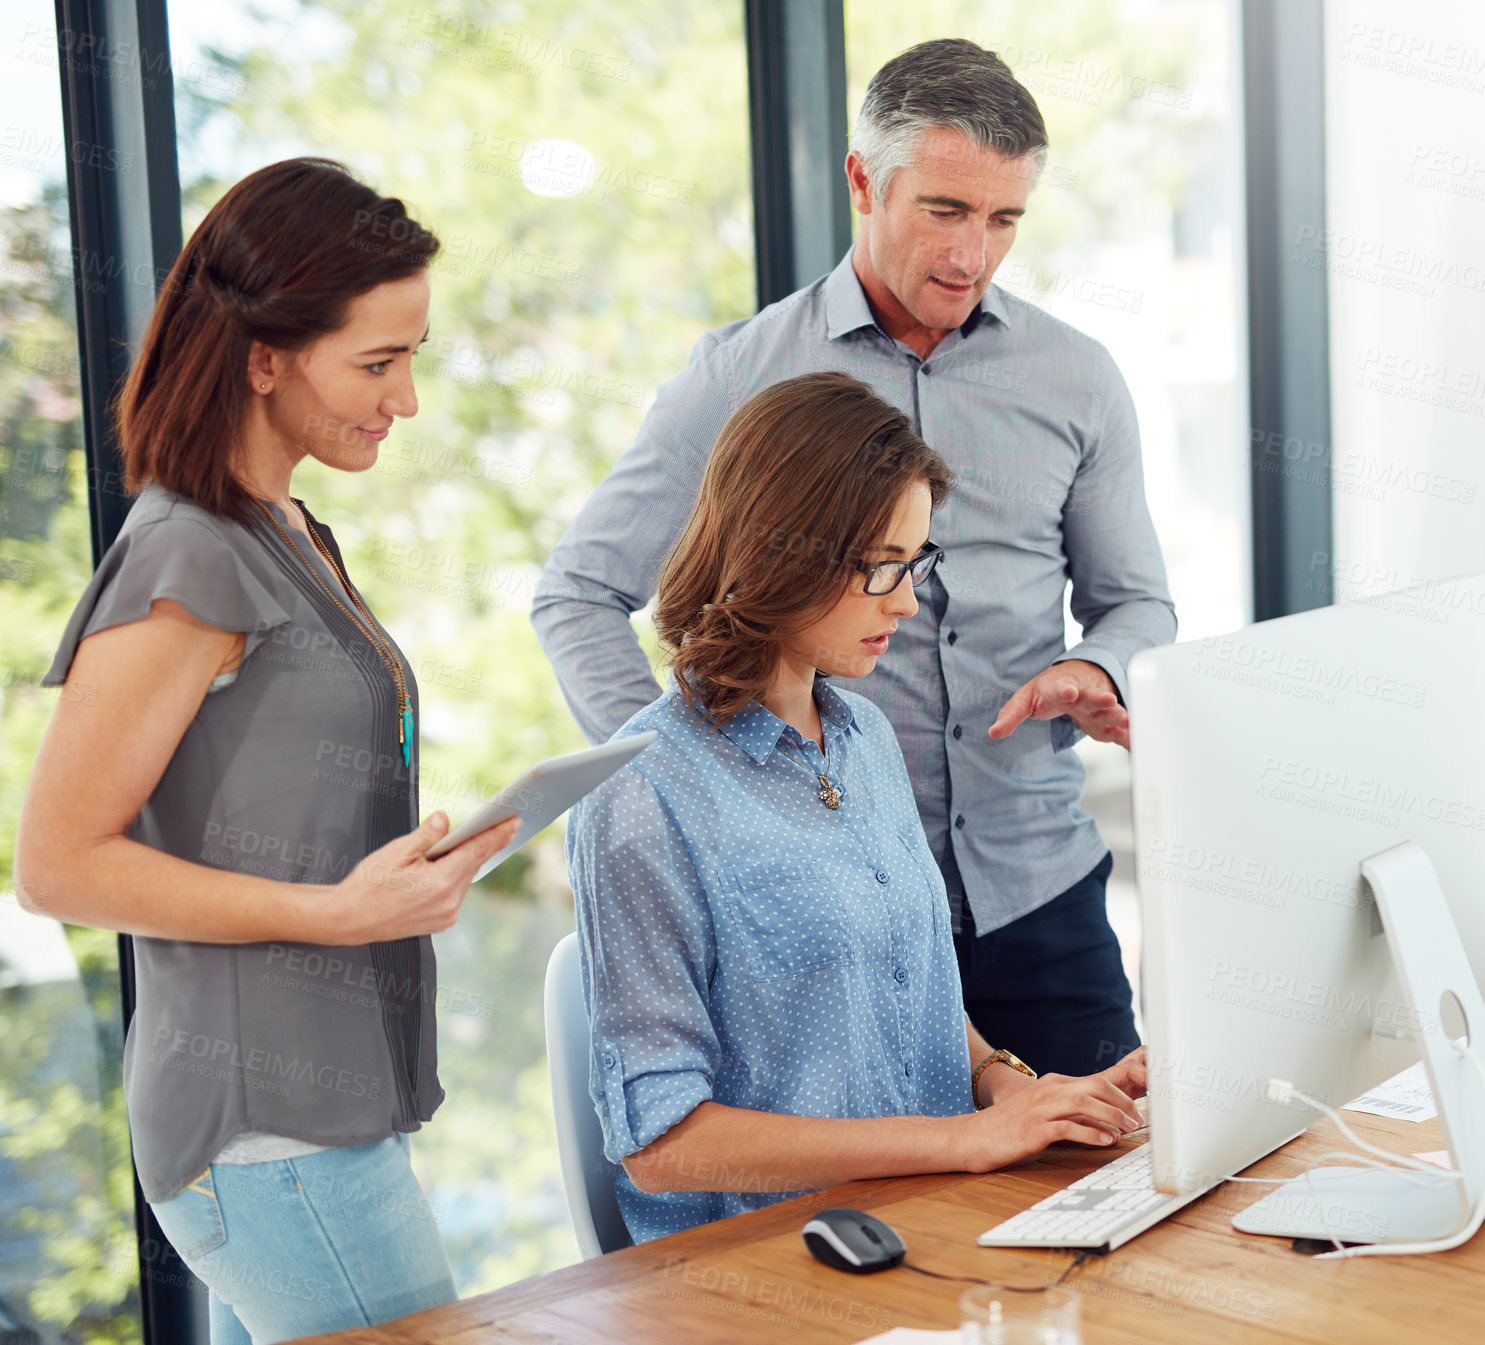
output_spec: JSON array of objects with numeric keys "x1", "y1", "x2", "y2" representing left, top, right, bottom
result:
[{"x1": 532, "y1": 251, "x2": 1176, "y2": 933}]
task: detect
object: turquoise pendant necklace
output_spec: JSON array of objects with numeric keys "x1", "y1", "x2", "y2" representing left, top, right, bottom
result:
[{"x1": 257, "y1": 502, "x2": 415, "y2": 768}]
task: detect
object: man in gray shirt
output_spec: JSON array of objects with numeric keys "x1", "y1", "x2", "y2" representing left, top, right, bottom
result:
[{"x1": 532, "y1": 39, "x2": 1175, "y2": 1076}]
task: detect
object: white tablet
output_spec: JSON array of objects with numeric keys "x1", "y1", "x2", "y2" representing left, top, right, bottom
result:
[{"x1": 425, "y1": 731, "x2": 658, "y2": 879}]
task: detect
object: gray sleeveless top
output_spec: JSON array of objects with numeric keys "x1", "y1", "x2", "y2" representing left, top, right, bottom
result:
[{"x1": 43, "y1": 484, "x2": 440, "y2": 1201}]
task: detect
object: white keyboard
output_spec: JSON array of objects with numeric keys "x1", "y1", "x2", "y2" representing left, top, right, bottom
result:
[{"x1": 977, "y1": 1145, "x2": 1220, "y2": 1251}]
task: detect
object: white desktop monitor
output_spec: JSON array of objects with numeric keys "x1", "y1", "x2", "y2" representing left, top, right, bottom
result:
[{"x1": 1129, "y1": 576, "x2": 1485, "y2": 1207}]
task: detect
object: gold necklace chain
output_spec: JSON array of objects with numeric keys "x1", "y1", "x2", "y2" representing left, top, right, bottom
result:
[
  {"x1": 780, "y1": 733, "x2": 842, "y2": 810},
  {"x1": 255, "y1": 500, "x2": 415, "y2": 767}
]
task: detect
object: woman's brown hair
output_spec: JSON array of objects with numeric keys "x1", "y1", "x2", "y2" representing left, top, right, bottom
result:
[
  {"x1": 115, "y1": 157, "x2": 439, "y2": 520},
  {"x1": 656, "y1": 371, "x2": 953, "y2": 727}
]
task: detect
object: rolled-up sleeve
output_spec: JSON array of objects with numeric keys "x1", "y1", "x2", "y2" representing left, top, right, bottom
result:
[{"x1": 566, "y1": 762, "x2": 721, "y2": 1161}]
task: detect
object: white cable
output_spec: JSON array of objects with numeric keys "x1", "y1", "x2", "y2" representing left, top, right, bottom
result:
[
  {"x1": 1314, "y1": 1038, "x2": 1485, "y2": 1259},
  {"x1": 1226, "y1": 1152, "x2": 1456, "y2": 1256},
  {"x1": 1226, "y1": 1153, "x2": 1458, "y2": 1189},
  {"x1": 1226, "y1": 1156, "x2": 1443, "y2": 1255},
  {"x1": 1282, "y1": 1071, "x2": 1462, "y2": 1257},
  {"x1": 1248, "y1": 1077, "x2": 1400, "y2": 1253},
  {"x1": 1264, "y1": 1078, "x2": 1457, "y2": 1178},
  {"x1": 1228, "y1": 1045, "x2": 1485, "y2": 1258}
]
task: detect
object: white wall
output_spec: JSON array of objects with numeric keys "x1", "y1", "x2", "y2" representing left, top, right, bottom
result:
[{"x1": 1325, "y1": 1, "x2": 1485, "y2": 600}]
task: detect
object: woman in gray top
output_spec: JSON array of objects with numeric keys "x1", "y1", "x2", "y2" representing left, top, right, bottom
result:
[{"x1": 15, "y1": 159, "x2": 517, "y2": 1345}]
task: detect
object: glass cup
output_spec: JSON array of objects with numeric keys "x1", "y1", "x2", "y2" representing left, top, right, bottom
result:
[{"x1": 958, "y1": 1284, "x2": 1082, "y2": 1344}]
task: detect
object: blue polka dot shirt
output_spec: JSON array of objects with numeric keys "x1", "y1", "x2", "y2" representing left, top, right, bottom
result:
[{"x1": 565, "y1": 676, "x2": 974, "y2": 1244}]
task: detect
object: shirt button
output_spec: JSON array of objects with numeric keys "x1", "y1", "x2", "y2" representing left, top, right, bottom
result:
[
  {"x1": 904, "y1": 1062, "x2": 913, "y2": 1078},
  {"x1": 875, "y1": 870, "x2": 889, "y2": 884},
  {"x1": 921, "y1": 364, "x2": 931, "y2": 375},
  {"x1": 955, "y1": 814, "x2": 966, "y2": 829},
  {"x1": 946, "y1": 630, "x2": 958, "y2": 645},
  {"x1": 952, "y1": 725, "x2": 963, "y2": 740},
  {"x1": 894, "y1": 967, "x2": 907, "y2": 984},
  {"x1": 602, "y1": 1053, "x2": 617, "y2": 1069}
]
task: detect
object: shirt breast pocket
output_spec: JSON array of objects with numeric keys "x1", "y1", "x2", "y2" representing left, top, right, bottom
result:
[
  {"x1": 717, "y1": 878, "x2": 856, "y2": 983},
  {"x1": 896, "y1": 829, "x2": 945, "y2": 890},
  {"x1": 895, "y1": 830, "x2": 948, "y2": 935}
]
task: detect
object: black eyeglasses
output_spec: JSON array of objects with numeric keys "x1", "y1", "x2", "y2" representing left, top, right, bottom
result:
[{"x1": 853, "y1": 543, "x2": 945, "y2": 596}]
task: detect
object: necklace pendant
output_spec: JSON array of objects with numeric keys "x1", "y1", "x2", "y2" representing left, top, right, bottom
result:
[{"x1": 819, "y1": 782, "x2": 842, "y2": 810}]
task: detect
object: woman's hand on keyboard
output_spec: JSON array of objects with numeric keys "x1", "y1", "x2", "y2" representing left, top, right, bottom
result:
[
  {"x1": 958, "y1": 1071, "x2": 1145, "y2": 1171},
  {"x1": 1098, "y1": 1045, "x2": 1147, "y2": 1100}
]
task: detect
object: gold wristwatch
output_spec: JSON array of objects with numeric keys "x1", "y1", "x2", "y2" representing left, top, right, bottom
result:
[{"x1": 972, "y1": 1047, "x2": 1039, "y2": 1109}]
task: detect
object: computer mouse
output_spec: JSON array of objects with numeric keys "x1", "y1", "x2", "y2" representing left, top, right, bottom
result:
[{"x1": 801, "y1": 1207, "x2": 907, "y2": 1273}]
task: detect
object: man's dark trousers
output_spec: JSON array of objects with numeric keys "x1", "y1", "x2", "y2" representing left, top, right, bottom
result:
[{"x1": 954, "y1": 852, "x2": 1139, "y2": 1077}]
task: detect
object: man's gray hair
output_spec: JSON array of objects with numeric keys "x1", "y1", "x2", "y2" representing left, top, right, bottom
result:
[{"x1": 851, "y1": 39, "x2": 1048, "y2": 203}]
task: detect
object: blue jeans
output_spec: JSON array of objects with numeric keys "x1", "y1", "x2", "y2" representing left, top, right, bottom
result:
[
  {"x1": 954, "y1": 852, "x2": 1140, "y2": 1076},
  {"x1": 149, "y1": 1135, "x2": 456, "y2": 1345}
]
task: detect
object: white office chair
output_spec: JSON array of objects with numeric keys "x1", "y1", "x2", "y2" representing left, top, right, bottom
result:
[{"x1": 543, "y1": 932, "x2": 634, "y2": 1258}]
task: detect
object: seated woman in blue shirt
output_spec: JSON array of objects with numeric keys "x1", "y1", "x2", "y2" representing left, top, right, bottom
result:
[{"x1": 565, "y1": 370, "x2": 1146, "y2": 1243}]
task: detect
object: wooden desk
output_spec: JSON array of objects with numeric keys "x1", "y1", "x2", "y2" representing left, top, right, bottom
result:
[{"x1": 302, "y1": 1115, "x2": 1484, "y2": 1344}]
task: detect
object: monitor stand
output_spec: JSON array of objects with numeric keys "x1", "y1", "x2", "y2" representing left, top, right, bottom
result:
[{"x1": 1232, "y1": 841, "x2": 1485, "y2": 1247}]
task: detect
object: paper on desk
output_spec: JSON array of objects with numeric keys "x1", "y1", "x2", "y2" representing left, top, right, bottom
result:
[
  {"x1": 1342, "y1": 1060, "x2": 1438, "y2": 1122},
  {"x1": 853, "y1": 1330, "x2": 961, "y2": 1344}
]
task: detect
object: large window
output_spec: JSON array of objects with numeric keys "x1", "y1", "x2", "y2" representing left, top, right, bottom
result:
[
  {"x1": 167, "y1": 0, "x2": 753, "y2": 1289},
  {"x1": 0, "y1": 4, "x2": 141, "y2": 1343},
  {"x1": 845, "y1": 0, "x2": 1248, "y2": 1014}
]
